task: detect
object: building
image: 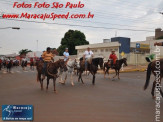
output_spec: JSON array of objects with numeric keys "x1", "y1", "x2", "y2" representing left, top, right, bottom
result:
[
  {"x1": 155, "y1": 28, "x2": 163, "y2": 39},
  {"x1": 75, "y1": 41, "x2": 121, "y2": 59},
  {"x1": 75, "y1": 28, "x2": 163, "y2": 65}
]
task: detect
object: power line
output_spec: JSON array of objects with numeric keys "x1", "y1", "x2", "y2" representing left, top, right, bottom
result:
[{"x1": 0, "y1": 18, "x2": 155, "y2": 32}]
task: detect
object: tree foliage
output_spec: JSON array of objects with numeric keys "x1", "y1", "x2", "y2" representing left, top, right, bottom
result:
[
  {"x1": 19, "y1": 49, "x2": 32, "y2": 55},
  {"x1": 156, "y1": 36, "x2": 163, "y2": 40},
  {"x1": 57, "y1": 30, "x2": 89, "y2": 55}
]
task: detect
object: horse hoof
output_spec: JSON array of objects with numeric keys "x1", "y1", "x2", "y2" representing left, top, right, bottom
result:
[
  {"x1": 54, "y1": 90, "x2": 57, "y2": 93},
  {"x1": 71, "y1": 83, "x2": 74, "y2": 86},
  {"x1": 61, "y1": 82, "x2": 65, "y2": 85}
]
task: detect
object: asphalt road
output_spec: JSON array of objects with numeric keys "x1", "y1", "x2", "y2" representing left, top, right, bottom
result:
[{"x1": 0, "y1": 66, "x2": 162, "y2": 122}]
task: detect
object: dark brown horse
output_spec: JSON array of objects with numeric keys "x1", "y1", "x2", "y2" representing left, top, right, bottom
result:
[
  {"x1": 144, "y1": 59, "x2": 163, "y2": 98},
  {"x1": 36, "y1": 59, "x2": 66, "y2": 93},
  {"x1": 78, "y1": 59, "x2": 98, "y2": 85},
  {"x1": 103, "y1": 58, "x2": 128, "y2": 79}
]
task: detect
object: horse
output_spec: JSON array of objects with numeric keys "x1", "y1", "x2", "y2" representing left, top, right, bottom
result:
[
  {"x1": 30, "y1": 61, "x2": 34, "y2": 70},
  {"x1": 103, "y1": 58, "x2": 128, "y2": 79},
  {"x1": 80, "y1": 57, "x2": 104, "y2": 69},
  {"x1": 36, "y1": 59, "x2": 66, "y2": 93},
  {"x1": 79, "y1": 57, "x2": 104, "y2": 75},
  {"x1": 144, "y1": 59, "x2": 163, "y2": 98},
  {"x1": 21, "y1": 60, "x2": 27, "y2": 70},
  {"x1": 6, "y1": 60, "x2": 13, "y2": 73},
  {"x1": 78, "y1": 58, "x2": 98, "y2": 85},
  {"x1": 59, "y1": 59, "x2": 77, "y2": 86}
]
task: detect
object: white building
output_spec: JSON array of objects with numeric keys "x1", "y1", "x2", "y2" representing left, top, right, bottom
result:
[{"x1": 76, "y1": 41, "x2": 121, "y2": 60}]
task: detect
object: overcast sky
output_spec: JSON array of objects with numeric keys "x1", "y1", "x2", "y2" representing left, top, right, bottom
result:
[{"x1": 0, "y1": 0, "x2": 163, "y2": 54}]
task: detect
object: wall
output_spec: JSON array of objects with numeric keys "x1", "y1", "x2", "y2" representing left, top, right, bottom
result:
[{"x1": 111, "y1": 37, "x2": 130, "y2": 53}]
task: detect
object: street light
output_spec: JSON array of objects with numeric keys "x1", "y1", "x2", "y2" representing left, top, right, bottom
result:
[
  {"x1": 0, "y1": 27, "x2": 20, "y2": 30},
  {"x1": 159, "y1": 12, "x2": 163, "y2": 15}
]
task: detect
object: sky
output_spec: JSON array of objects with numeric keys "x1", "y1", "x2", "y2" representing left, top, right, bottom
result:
[{"x1": 0, "y1": 0, "x2": 163, "y2": 54}]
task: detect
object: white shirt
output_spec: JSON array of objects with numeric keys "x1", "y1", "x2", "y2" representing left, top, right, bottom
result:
[
  {"x1": 84, "y1": 50, "x2": 93, "y2": 59},
  {"x1": 63, "y1": 52, "x2": 69, "y2": 61}
]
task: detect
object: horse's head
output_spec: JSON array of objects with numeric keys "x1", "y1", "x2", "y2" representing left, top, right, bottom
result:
[
  {"x1": 123, "y1": 58, "x2": 128, "y2": 66},
  {"x1": 58, "y1": 59, "x2": 67, "y2": 71}
]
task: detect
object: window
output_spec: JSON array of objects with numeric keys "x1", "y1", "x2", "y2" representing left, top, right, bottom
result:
[{"x1": 105, "y1": 49, "x2": 108, "y2": 52}]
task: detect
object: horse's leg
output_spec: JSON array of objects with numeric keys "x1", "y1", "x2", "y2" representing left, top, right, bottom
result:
[
  {"x1": 107, "y1": 68, "x2": 110, "y2": 79},
  {"x1": 46, "y1": 77, "x2": 50, "y2": 91},
  {"x1": 78, "y1": 71, "x2": 81, "y2": 82},
  {"x1": 53, "y1": 77, "x2": 57, "y2": 93},
  {"x1": 78, "y1": 71, "x2": 84, "y2": 84},
  {"x1": 113, "y1": 69, "x2": 117, "y2": 78},
  {"x1": 118, "y1": 69, "x2": 120, "y2": 79},
  {"x1": 40, "y1": 79, "x2": 44, "y2": 90},
  {"x1": 41, "y1": 75, "x2": 45, "y2": 90},
  {"x1": 64, "y1": 72, "x2": 67, "y2": 84},
  {"x1": 90, "y1": 71, "x2": 95, "y2": 85},
  {"x1": 71, "y1": 73, "x2": 74, "y2": 86},
  {"x1": 59, "y1": 72, "x2": 63, "y2": 84},
  {"x1": 151, "y1": 81, "x2": 156, "y2": 98}
]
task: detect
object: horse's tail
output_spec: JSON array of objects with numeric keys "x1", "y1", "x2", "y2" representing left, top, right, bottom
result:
[{"x1": 144, "y1": 62, "x2": 152, "y2": 90}]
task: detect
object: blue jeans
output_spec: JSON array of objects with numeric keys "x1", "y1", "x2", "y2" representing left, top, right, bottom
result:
[
  {"x1": 85, "y1": 59, "x2": 88, "y2": 69},
  {"x1": 43, "y1": 62, "x2": 48, "y2": 75}
]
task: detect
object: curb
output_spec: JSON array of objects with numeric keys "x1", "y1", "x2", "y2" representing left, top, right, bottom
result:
[{"x1": 97, "y1": 68, "x2": 146, "y2": 74}]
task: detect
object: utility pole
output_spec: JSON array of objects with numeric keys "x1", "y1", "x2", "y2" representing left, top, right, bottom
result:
[
  {"x1": 159, "y1": 12, "x2": 163, "y2": 15},
  {"x1": 36, "y1": 40, "x2": 38, "y2": 51},
  {"x1": 115, "y1": 30, "x2": 117, "y2": 37}
]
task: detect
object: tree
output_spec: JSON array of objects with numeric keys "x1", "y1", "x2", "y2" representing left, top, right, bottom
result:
[
  {"x1": 19, "y1": 49, "x2": 32, "y2": 56},
  {"x1": 57, "y1": 30, "x2": 89, "y2": 55},
  {"x1": 156, "y1": 36, "x2": 163, "y2": 40}
]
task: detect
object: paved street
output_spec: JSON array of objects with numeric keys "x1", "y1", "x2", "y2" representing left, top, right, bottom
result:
[{"x1": 0, "y1": 66, "x2": 163, "y2": 122}]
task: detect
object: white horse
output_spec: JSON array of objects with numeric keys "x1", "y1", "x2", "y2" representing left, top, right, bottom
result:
[{"x1": 59, "y1": 59, "x2": 77, "y2": 86}]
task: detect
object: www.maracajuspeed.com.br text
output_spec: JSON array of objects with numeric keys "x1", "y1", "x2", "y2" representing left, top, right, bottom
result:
[{"x1": 2, "y1": 12, "x2": 94, "y2": 20}]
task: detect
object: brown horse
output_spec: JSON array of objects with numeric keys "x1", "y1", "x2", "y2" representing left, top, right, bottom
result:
[
  {"x1": 103, "y1": 58, "x2": 128, "y2": 79},
  {"x1": 144, "y1": 59, "x2": 163, "y2": 98},
  {"x1": 36, "y1": 59, "x2": 66, "y2": 93},
  {"x1": 78, "y1": 59, "x2": 98, "y2": 85}
]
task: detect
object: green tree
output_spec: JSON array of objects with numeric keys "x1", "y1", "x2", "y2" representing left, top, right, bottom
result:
[
  {"x1": 57, "y1": 30, "x2": 89, "y2": 55},
  {"x1": 19, "y1": 49, "x2": 32, "y2": 55},
  {"x1": 156, "y1": 36, "x2": 163, "y2": 40}
]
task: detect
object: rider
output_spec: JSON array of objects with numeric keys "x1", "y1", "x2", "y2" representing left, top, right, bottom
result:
[
  {"x1": 42, "y1": 47, "x2": 54, "y2": 78},
  {"x1": 83, "y1": 47, "x2": 94, "y2": 70},
  {"x1": 109, "y1": 50, "x2": 117, "y2": 68},
  {"x1": 63, "y1": 48, "x2": 69, "y2": 63}
]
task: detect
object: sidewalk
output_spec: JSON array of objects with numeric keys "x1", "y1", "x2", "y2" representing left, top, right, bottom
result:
[{"x1": 98, "y1": 65, "x2": 147, "y2": 74}]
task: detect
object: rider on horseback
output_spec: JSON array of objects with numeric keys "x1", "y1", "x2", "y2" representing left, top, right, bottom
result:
[
  {"x1": 63, "y1": 48, "x2": 69, "y2": 64},
  {"x1": 109, "y1": 50, "x2": 117, "y2": 68},
  {"x1": 42, "y1": 47, "x2": 54, "y2": 78},
  {"x1": 83, "y1": 47, "x2": 94, "y2": 70}
]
